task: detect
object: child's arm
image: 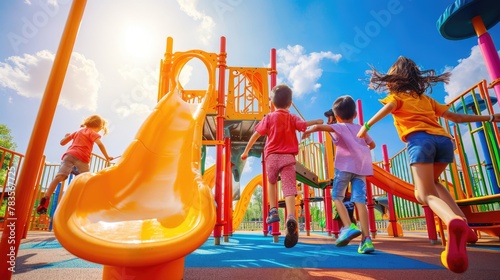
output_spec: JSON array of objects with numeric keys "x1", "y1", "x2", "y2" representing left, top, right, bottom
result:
[
  {"x1": 94, "y1": 139, "x2": 113, "y2": 161},
  {"x1": 368, "y1": 141, "x2": 376, "y2": 150},
  {"x1": 305, "y1": 119, "x2": 324, "y2": 126},
  {"x1": 302, "y1": 124, "x2": 335, "y2": 139},
  {"x1": 357, "y1": 102, "x2": 395, "y2": 138},
  {"x1": 442, "y1": 111, "x2": 500, "y2": 123},
  {"x1": 241, "y1": 131, "x2": 262, "y2": 160},
  {"x1": 60, "y1": 133, "x2": 72, "y2": 145}
]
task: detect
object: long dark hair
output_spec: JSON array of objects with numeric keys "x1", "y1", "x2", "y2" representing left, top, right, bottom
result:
[{"x1": 368, "y1": 56, "x2": 451, "y2": 97}]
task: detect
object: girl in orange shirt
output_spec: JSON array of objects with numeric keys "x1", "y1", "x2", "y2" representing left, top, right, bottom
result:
[{"x1": 358, "y1": 56, "x2": 500, "y2": 274}]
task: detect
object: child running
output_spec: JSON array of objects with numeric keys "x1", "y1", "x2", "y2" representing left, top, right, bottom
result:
[
  {"x1": 302, "y1": 95, "x2": 376, "y2": 254},
  {"x1": 241, "y1": 84, "x2": 323, "y2": 248},
  {"x1": 36, "y1": 115, "x2": 114, "y2": 214},
  {"x1": 357, "y1": 56, "x2": 500, "y2": 273}
]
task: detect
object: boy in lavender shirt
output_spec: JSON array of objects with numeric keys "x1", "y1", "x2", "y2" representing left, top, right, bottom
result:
[{"x1": 303, "y1": 95, "x2": 376, "y2": 253}]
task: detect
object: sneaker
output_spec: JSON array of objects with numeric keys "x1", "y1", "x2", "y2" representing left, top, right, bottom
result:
[
  {"x1": 284, "y1": 216, "x2": 299, "y2": 248},
  {"x1": 441, "y1": 218, "x2": 469, "y2": 273},
  {"x1": 36, "y1": 196, "x2": 50, "y2": 215},
  {"x1": 358, "y1": 236, "x2": 375, "y2": 254},
  {"x1": 336, "y1": 223, "x2": 361, "y2": 247},
  {"x1": 266, "y1": 208, "x2": 280, "y2": 224},
  {"x1": 466, "y1": 227, "x2": 478, "y2": 244}
]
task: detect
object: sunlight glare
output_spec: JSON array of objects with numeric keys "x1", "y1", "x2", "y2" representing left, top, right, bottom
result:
[{"x1": 122, "y1": 25, "x2": 154, "y2": 59}]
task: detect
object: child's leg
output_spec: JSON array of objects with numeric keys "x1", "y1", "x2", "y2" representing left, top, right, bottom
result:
[
  {"x1": 434, "y1": 180, "x2": 466, "y2": 220},
  {"x1": 279, "y1": 156, "x2": 299, "y2": 248},
  {"x1": 44, "y1": 175, "x2": 66, "y2": 199},
  {"x1": 412, "y1": 163, "x2": 459, "y2": 224},
  {"x1": 37, "y1": 155, "x2": 73, "y2": 213},
  {"x1": 354, "y1": 202, "x2": 369, "y2": 238},
  {"x1": 331, "y1": 170, "x2": 353, "y2": 228},
  {"x1": 334, "y1": 199, "x2": 352, "y2": 229},
  {"x1": 284, "y1": 195, "x2": 295, "y2": 218},
  {"x1": 268, "y1": 181, "x2": 277, "y2": 210},
  {"x1": 412, "y1": 162, "x2": 469, "y2": 273}
]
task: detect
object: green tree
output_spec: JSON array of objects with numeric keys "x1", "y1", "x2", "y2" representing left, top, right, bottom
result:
[
  {"x1": 1, "y1": 124, "x2": 18, "y2": 187},
  {"x1": 0, "y1": 124, "x2": 17, "y2": 151}
]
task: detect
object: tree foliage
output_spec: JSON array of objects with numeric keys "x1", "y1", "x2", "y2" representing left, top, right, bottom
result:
[
  {"x1": 1, "y1": 124, "x2": 18, "y2": 187},
  {"x1": 0, "y1": 124, "x2": 17, "y2": 151}
]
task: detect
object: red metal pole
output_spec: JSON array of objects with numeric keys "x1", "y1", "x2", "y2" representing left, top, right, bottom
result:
[
  {"x1": 382, "y1": 144, "x2": 399, "y2": 237},
  {"x1": 357, "y1": 99, "x2": 377, "y2": 237},
  {"x1": 0, "y1": 1, "x2": 87, "y2": 278},
  {"x1": 213, "y1": 36, "x2": 227, "y2": 244},
  {"x1": 268, "y1": 48, "x2": 281, "y2": 239},
  {"x1": 223, "y1": 138, "x2": 233, "y2": 239},
  {"x1": 324, "y1": 186, "x2": 333, "y2": 236},
  {"x1": 262, "y1": 160, "x2": 269, "y2": 236}
]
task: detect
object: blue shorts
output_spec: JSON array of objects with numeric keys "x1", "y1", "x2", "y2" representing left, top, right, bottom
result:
[
  {"x1": 406, "y1": 132, "x2": 454, "y2": 165},
  {"x1": 332, "y1": 169, "x2": 367, "y2": 204}
]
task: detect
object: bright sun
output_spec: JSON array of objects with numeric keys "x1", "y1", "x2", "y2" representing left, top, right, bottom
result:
[{"x1": 122, "y1": 25, "x2": 154, "y2": 59}]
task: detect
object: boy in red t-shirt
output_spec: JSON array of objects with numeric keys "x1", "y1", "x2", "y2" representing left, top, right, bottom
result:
[{"x1": 241, "y1": 84, "x2": 322, "y2": 248}]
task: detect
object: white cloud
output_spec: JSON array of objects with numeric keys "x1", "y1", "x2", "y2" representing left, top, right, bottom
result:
[
  {"x1": 176, "y1": 0, "x2": 215, "y2": 45},
  {"x1": 0, "y1": 50, "x2": 100, "y2": 111},
  {"x1": 242, "y1": 156, "x2": 255, "y2": 174},
  {"x1": 444, "y1": 45, "x2": 499, "y2": 103},
  {"x1": 113, "y1": 66, "x2": 159, "y2": 118},
  {"x1": 275, "y1": 45, "x2": 342, "y2": 97}
]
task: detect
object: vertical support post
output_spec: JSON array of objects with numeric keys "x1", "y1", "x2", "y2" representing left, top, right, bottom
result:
[
  {"x1": 472, "y1": 16, "x2": 500, "y2": 102},
  {"x1": 382, "y1": 145, "x2": 400, "y2": 237},
  {"x1": 357, "y1": 99, "x2": 377, "y2": 237},
  {"x1": 324, "y1": 186, "x2": 333, "y2": 236},
  {"x1": 223, "y1": 137, "x2": 233, "y2": 241},
  {"x1": 158, "y1": 37, "x2": 173, "y2": 101},
  {"x1": 214, "y1": 36, "x2": 227, "y2": 245},
  {"x1": 269, "y1": 48, "x2": 280, "y2": 241},
  {"x1": 0, "y1": 1, "x2": 88, "y2": 278},
  {"x1": 262, "y1": 160, "x2": 269, "y2": 236},
  {"x1": 423, "y1": 206, "x2": 440, "y2": 245}
]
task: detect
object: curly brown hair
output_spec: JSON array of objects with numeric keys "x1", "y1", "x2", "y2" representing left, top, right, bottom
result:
[
  {"x1": 81, "y1": 115, "x2": 108, "y2": 135},
  {"x1": 368, "y1": 56, "x2": 451, "y2": 97}
]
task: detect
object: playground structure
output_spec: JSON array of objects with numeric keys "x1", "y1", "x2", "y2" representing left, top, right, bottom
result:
[{"x1": 1, "y1": 0, "x2": 500, "y2": 279}]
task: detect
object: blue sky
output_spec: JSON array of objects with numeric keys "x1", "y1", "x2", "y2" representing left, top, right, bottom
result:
[{"x1": 1, "y1": 0, "x2": 500, "y2": 189}]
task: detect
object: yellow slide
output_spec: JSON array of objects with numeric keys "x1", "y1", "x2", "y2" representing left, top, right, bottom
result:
[
  {"x1": 232, "y1": 174, "x2": 263, "y2": 231},
  {"x1": 53, "y1": 88, "x2": 216, "y2": 279}
]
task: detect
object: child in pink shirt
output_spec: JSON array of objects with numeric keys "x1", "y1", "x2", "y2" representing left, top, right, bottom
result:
[
  {"x1": 241, "y1": 84, "x2": 322, "y2": 248},
  {"x1": 303, "y1": 95, "x2": 376, "y2": 253}
]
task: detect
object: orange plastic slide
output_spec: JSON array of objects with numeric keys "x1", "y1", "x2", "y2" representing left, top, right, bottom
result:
[
  {"x1": 367, "y1": 164, "x2": 418, "y2": 203},
  {"x1": 53, "y1": 89, "x2": 216, "y2": 279}
]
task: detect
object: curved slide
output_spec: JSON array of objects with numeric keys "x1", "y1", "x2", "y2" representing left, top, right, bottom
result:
[
  {"x1": 367, "y1": 164, "x2": 418, "y2": 203},
  {"x1": 232, "y1": 175, "x2": 263, "y2": 231},
  {"x1": 53, "y1": 86, "x2": 217, "y2": 279}
]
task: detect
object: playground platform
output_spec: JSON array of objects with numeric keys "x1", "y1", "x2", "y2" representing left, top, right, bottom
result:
[{"x1": 11, "y1": 230, "x2": 500, "y2": 280}]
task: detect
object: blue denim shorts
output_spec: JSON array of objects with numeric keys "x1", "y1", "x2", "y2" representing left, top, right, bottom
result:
[
  {"x1": 406, "y1": 131, "x2": 454, "y2": 164},
  {"x1": 332, "y1": 169, "x2": 367, "y2": 204}
]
